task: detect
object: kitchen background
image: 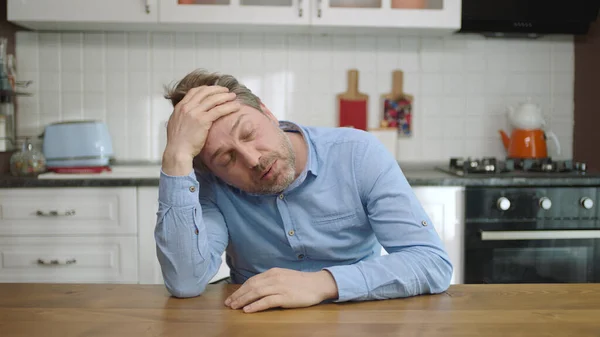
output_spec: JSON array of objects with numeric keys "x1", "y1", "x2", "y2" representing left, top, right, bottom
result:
[
  {"x1": 1, "y1": 1, "x2": 599, "y2": 289},
  {"x1": 11, "y1": 31, "x2": 574, "y2": 163}
]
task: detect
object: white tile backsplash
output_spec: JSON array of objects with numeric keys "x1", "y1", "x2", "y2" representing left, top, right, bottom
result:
[{"x1": 15, "y1": 31, "x2": 575, "y2": 162}]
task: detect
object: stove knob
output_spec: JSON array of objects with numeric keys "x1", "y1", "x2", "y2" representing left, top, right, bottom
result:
[
  {"x1": 539, "y1": 197, "x2": 552, "y2": 210},
  {"x1": 580, "y1": 197, "x2": 594, "y2": 210},
  {"x1": 497, "y1": 197, "x2": 511, "y2": 211}
]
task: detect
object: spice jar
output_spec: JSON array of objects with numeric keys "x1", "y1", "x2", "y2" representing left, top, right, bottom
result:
[{"x1": 10, "y1": 138, "x2": 46, "y2": 177}]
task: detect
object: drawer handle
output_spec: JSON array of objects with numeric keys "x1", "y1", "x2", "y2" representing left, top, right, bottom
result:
[
  {"x1": 35, "y1": 210, "x2": 76, "y2": 217},
  {"x1": 37, "y1": 258, "x2": 77, "y2": 265}
]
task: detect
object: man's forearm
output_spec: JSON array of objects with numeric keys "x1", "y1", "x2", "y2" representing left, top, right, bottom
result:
[
  {"x1": 324, "y1": 246, "x2": 453, "y2": 302},
  {"x1": 315, "y1": 270, "x2": 339, "y2": 301},
  {"x1": 154, "y1": 171, "x2": 226, "y2": 298},
  {"x1": 161, "y1": 147, "x2": 194, "y2": 176}
]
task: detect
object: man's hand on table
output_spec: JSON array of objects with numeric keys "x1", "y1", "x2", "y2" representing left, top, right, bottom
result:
[{"x1": 224, "y1": 268, "x2": 339, "y2": 313}]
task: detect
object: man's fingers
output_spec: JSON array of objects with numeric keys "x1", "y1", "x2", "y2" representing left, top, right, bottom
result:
[
  {"x1": 225, "y1": 274, "x2": 270, "y2": 306},
  {"x1": 230, "y1": 285, "x2": 278, "y2": 310},
  {"x1": 188, "y1": 85, "x2": 230, "y2": 106},
  {"x1": 177, "y1": 86, "x2": 204, "y2": 105},
  {"x1": 197, "y1": 92, "x2": 237, "y2": 113},
  {"x1": 243, "y1": 294, "x2": 284, "y2": 313},
  {"x1": 207, "y1": 100, "x2": 241, "y2": 121},
  {"x1": 225, "y1": 285, "x2": 250, "y2": 307},
  {"x1": 178, "y1": 85, "x2": 229, "y2": 106}
]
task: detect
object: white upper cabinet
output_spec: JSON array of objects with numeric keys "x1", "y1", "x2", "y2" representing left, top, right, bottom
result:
[
  {"x1": 8, "y1": 0, "x2": 158, "y2": 29},
  {"x1": 7, "y1": 0, "x2": 461, "y2": 34},
  {"x1": 159, "y1": 0, "x2": 310, "y2": 27},
  {"x1": 314, "y1": 0, "x2": 460, "y2": 32}
]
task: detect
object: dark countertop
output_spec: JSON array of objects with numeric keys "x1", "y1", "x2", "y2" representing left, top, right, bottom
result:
[
  {"x1": 2, "y1": 162, "x2": 600, "y2": 188},
  {"x1": 0, "y1": 176, "x2": 161, "y2": 188},
  {"x1": 401, "y1": 164, "x2": 600, "y2": 187}
]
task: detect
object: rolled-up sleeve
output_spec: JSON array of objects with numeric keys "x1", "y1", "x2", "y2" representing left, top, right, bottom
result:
[
  {"x1": 154, "y1": 170, "x2": 229, "y2": 298},
  {"x1": 325, "y1": 133, "x2": 453, "y2": 302}
]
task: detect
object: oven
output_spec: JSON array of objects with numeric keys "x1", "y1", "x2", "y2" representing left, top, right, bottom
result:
[{"x1": 464, "y1": 186, "x2": 600, "y2": 284}]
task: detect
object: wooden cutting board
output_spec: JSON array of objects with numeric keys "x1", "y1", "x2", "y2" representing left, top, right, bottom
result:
[
  {"x1": 337, "y1": 69, "x2": 368, "y2": 130},
  {"x1": 380, "y1": 70, "x2": 413, "y2": 136}
]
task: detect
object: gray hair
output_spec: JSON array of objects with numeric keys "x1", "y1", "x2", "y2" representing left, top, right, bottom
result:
[{"x1": 164, "y1": 68, "x2": 262, "y2": 111}]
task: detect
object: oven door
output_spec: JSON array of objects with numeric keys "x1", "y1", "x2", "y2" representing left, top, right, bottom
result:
[{"x1": 465, "y1": 223, "x2": 600, "y2": 284}]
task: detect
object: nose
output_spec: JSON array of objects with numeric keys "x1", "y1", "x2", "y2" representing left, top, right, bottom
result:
[{"x1": 237, "y1": 144, "x2": 261, "y2": 169}]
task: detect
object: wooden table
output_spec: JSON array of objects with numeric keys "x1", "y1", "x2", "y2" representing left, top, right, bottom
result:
[{"x1": 1, "y1": 283, "x2": 599, "y2": 337}]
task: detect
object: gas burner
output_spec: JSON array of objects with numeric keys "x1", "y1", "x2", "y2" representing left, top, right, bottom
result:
[
  {"x1": 438, "y1": 157, "x2": 589, "y2": 177},
  {"x1": 448, "y1": 157, "x2": 499, "y2": 175},
  {"x1": 505, "y1": 158, "x2": 587, "y2": 173}
]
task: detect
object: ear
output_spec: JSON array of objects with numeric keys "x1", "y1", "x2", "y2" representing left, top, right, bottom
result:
[{"x1": 260, "y1": 103, "x2": 279, "y2": 125}]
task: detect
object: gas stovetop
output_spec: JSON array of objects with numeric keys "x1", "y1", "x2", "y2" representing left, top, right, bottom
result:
[{"x1": 435, "y1": 157, "x2": 593, "y2": 177}]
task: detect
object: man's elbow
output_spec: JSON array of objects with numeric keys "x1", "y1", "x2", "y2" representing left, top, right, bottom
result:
[
  {"x1": 429, "y1": 252, "x2": 453, "y2": 294},
  {"x1": 165, "y1": 280, "x2": 206, "y2": 298}
]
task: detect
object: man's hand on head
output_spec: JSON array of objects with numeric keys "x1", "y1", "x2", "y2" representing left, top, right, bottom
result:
[
  {"x1": 224, "y1": 268, "x2": 339, "y2": 313},
  {"x1": 162, "y1": 85, "x2": 240, "y2": 176}
]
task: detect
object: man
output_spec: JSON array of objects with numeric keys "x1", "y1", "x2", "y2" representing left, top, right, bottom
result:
[{"x1": 155, "y1": 69, "x2": 453, "y2": 314}]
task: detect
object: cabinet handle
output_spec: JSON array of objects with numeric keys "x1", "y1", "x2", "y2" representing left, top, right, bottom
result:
[
  {"x1": 481, "y1": 230, "x2": 600, "y2": 241},
  {"x1": 37, "y1": 258, "x2": 77, "y2": 265},
  {"x1": 145, "y1": 0, "x2": 151, "y2": 14},
  {"x1": 298, "y1": 0, "x2": 303, "y2": 17},
  {"x1": 317, "y1": 0, "x2": 322, "y2": 17},
  {"x1": 35, "y1": 210, "x2": 76, "y2": 217}
]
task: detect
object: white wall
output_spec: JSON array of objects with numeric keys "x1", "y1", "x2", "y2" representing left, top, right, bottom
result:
[{"x1": 15, "y1": 31, "x2": 574, "y2": 163}]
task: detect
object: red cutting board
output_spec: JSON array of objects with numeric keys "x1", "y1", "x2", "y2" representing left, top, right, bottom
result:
[
  {"x1": 381, "y1": 70, "x2": 413, "y2": 136},
  {"x1": 337, "y1": 69, "x2": 368, "y2": 131}
]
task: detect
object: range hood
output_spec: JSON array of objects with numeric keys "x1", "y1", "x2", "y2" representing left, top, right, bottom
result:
[{"x1": 459, "y1": 0, "x2": 600, "y2": 37}]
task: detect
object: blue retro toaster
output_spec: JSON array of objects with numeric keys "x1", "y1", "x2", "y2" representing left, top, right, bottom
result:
[{"x1": 42, "y1": 120, "x2": 114, "y2": 171}]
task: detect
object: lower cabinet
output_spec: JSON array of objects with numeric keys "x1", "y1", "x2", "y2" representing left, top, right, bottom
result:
[
  {"x1": 0, "y1": 185, "x2": 465, "y2": 285},
  {"x1": 412, "y1": 186, "x2": 465, "y2": 285},
  {"x1": 0, "y1": 187, "x2": 139, "y2": 284}
]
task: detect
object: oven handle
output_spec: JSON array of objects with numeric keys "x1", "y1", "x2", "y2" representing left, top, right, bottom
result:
[{"x1": 481, "y1": 230, "x2": 600, "y2": 241}]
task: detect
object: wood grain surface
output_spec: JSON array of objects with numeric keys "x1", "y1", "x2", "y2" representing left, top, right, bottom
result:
[{"x1": 1, "y1": 283, "x2": 599, "y2": 337}]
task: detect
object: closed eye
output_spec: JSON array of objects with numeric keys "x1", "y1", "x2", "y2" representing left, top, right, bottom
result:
[
  {"x1": 218, "y1": 152, "x2": 236, "y2": 167},
  {"x1": 242, "y1": 129, "x2": 256, "y2": 141}
]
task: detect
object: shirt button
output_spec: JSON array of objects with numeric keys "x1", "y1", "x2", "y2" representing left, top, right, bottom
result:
[
  {"x1": 421, "y1": 220, "x2": 428, "y2": 226},
  {"x1": 278, "y1": 194, "x2": 284, "y2": 200},
  {"x1": 189, "y1": 186, "x2": 196, "y2": 192},
  {"x1": 297, "y1": 254, "x2": 305, "y2": 259},
  {"x1": 194, "y1": 228, "x2": 199, "y2": 235},
  {"x1": 288, "y1": 230, "x2": 295, "y2": 236}
]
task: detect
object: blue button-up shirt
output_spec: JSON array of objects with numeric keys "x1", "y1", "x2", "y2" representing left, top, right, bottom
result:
[{"x1": 155, "y1": 121, "x2": 452, "y2": 302}]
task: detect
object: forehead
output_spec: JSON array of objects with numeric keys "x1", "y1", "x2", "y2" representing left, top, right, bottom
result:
[{"x1": 203, "y1": 105, "x2": 261, "y2": 148}]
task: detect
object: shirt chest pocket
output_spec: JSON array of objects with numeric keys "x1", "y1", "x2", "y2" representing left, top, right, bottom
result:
[{"x1": 311, "y1": 209, "x2": 363, "y2": 231}]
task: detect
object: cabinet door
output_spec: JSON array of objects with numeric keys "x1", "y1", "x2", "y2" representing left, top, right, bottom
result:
[
  {"x1": 8, "y1": 0, "x2": 158, "y2": 23},
  {"x1": 412, "y1": 186, "x2": 464, "y2": 284},
  {"x1": 313, "y1": 0, "x2": 460, "y2": 31},
  {"x1": 159, "y1": 0, "x2": 310, "y2": 26}
]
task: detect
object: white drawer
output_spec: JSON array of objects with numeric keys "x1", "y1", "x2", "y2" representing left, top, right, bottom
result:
[
  {"x1": 0, "y1": 187, "x2": 137, "y2": 235},
  {"x1": 0, "y1": 236, "x2": 138, "y2": 283}
]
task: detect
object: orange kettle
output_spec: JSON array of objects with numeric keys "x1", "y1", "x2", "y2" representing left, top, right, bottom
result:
[{"x1": 498, "y1": 100, "x2": 560, "y2": 159}]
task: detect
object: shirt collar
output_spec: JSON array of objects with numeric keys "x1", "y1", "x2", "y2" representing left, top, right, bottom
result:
[{"x1": 279, "y1": 120, "x2": 318, "y2": 177}]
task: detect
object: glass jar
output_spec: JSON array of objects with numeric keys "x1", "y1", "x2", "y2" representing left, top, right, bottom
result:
[{"x1": 10, "y1": 138, "x2": 46, "y2": 177}]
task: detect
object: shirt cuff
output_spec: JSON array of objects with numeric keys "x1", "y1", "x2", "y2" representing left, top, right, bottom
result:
[
  {"x1": 158, "y1": 169, "x2": 199, "y2": 207},
  {"x1": 323, "y1": 264, "x2": 369, "y2": 302}
]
